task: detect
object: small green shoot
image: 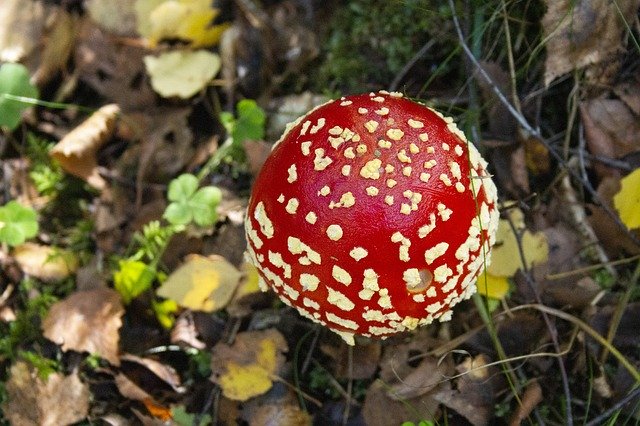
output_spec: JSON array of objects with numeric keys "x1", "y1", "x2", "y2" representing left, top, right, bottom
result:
[
  {"x1": 163, "y1": 173, "x2": 222, "y2": 227},
  {"x1": 172, "y1": 405, "x2": 212, "y2": 426},
  {"x1": 199, "y1": 99, "x2": 266, "y2": 177},
  {"x1": 0, "y1": 201, "x2": 39, "y2": 247},
  {"x1": 18, "y1": 351, "x2": 60, "y2": 380},
  {"x1": 0, "y1": 63, "x2": 39, "y2": 130},
  {"x1": 113, "y1": 259, "x2": 156, "y2": 304}
]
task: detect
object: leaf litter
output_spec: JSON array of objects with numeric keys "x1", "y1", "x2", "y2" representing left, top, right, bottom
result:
[{"x1": 1, "y1": 0, "x2": 640, "y2": 424}]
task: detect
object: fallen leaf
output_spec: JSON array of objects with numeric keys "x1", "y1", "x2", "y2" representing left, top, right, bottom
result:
[
  {"x1": 211, "y1": 329, "x2": 288, "y2": 401},
  {"x1": 487, "y1": 207, "x2": 549, "y2": 277},
  {"x1": 508, "y1": 380, "x2": 543, "y2": 426},
  {"x1": 580, "y1": 99, "x2": 640, "y2": 177},
  {"x1": 50, "y1": 104, "x2": 120, "y2": 190},
  {"x1": 136, "y1": 0, "x2": 230, "y2": 47},
  {"x1": 42, "y1": 288, "x2": 124, "y2": 365},
  {"x1": 144, "y1": 50, "x2": 220, "y2": 98},
  {"x1": 0, "y1": 0, "x2": 45, "y2": 62},
  {"x1": 75, "y1": 23, "x2": 156, "y2": 110},
  {"x1": 13, "y1": 243, "x2": 78, "y2": 282},
  {"x1": 362, "y1": 380, "x2": 440, "y2": 425},
  {"x1": 32, "y1": 9, "x2": 79, "y2": 86},
  {"x1": 157, "y1": 254, "x2": 241, "y2": 312},
  {"x1": 476, "y1": 272, "x2": 510, "y2": 300},
  {"x1": 542, "y1": 0, "x2": 639, "y2": 86},
  {"x1": 2, "y1": 361, "x2": 90, "y2": 426},
  {"x1": 86, "y1": 0, "x2": 137, "y2": 35},
  {"x1": 588, "y1": 176, "x2": 640, "y2": 256},
  {"x1": 613, "y1": 168, "x2": 640, "y2": 230},
  {"x1": 120, "y1": 353, "x2": 186, "y2": 394},
  {"x1": 249, "y1": 404, "x2": 311, "y2": 426}
]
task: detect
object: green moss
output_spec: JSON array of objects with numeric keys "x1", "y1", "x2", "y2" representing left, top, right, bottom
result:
[{"x1": 313, "y1": 1, "x2": 443, "y2": 93}]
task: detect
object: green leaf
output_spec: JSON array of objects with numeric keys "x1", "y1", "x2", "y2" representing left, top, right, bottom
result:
[
  {"x1": 163, "y1": 202, "x2": 193, "y2": 226},
  {"x1": 113, "y1": 259, "x2": 156, "y2": 304},
  {"x1": 190, "y1": 186, "x2": 221, "y2": 227},
  {"x1": 164, "y1": 173, "x2": 221, "y2": 227},
  {"x1": 0, "y1": 201, "x2": 39, "y2": 247},
  {"x1": 167, "y1": 173, "x2": 199, "y2": 203},
  {"x1": 0, "y1": 63, "x2": 39, "y2": 130},
  {"x1": 233, "y1": 99, "x2": 266, "y2": 144}
]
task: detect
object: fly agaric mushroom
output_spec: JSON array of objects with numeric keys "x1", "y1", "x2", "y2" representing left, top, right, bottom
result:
[{"x1": 244, "y1": 91, "x2": 499, "y2": 345}]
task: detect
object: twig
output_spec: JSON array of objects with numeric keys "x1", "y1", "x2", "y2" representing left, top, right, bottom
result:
[
  {"x1": 446, "y1": 0, "x2": 640, "y2": 250},
  {"x1": 505, "y1": 214, "x2": 574, "y2": 426},
  {"x1": 390, "y1": 39, "x2": 437, "y2": 91},
  {"x1": 584, "y1": 386, "x2": 640, "y2": 426}
]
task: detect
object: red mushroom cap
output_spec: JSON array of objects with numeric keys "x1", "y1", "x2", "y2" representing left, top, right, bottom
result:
[{"x1": 244, "y1": 91, "x2": 499, "y2": 344}]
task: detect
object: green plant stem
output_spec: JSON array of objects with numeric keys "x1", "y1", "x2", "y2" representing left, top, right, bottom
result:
[{"x1": 600, "y1": 258, "x2": 640, "y2": 364}]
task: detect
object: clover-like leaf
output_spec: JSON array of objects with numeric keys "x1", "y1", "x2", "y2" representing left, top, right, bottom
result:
[
  {"x1": 164, "y1": 174, "x2": 221, "y2": 227},
  {"x1": 0, "y1": 63, "x2": 39, "y2": 130},
  {"x1": 190, "y1": 186, "x2": 222, "y2": 227},
  {"x1": 167, "y1": 173, "x2": 199, "y2": 203},
  {"x1": 0, "y1": 201, "x2": 39, "y2": 247}
]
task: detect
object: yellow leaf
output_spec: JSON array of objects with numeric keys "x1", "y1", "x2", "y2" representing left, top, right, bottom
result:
[
  {"x1": 156, "y1": 254, "x2": 241, "y2": 312},
  {"x1": 211, "y1": 329, "x2": 288, "y2": 401},
  {"x1": 13, "y1": 243, "x2": 78, "y2": 282},
  {"x1": 487, "y1": 207, "x2": 549, "y2": 277},
  {"x1": 143, "y1": 49, "x2": 220, "y2": 98},
  {"x1": 136, "y1": 0, "x2": 230, "y2": 47},
  {"x1": 613, "y1": 168, "x2": 640, "y2": 230},
  {"x1": 476, "y1": 272, "x2": 510, "y2": 300}
]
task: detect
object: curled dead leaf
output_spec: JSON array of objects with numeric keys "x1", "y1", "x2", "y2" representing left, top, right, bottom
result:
[{"x1": 50, "y1": 104, "x2": 120, "y2": 189}]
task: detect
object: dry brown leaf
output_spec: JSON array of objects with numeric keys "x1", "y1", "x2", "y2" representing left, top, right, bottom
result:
[
  {"x1": 13, "y1": 243, "x2": 79, "y2": 282},
  {"x1": 114, "y1": 373, "x2": 152, "y2": 402},
  {"x1": 170, "y1": 311, "x2": 207, "y2": 350},
  {"x1": 509, "y1": 380, "x2": 543, "y2": 426},
  {"x1": 211, "y1": 329, "x2": 288, "y2": 401},
  {"x1": 362, "y1": 379, "x2": 441, "y2": 425},
  {"x1": 0, "y1": 0, "x2": 45, "y2": 62},
  {"x1": 75, "y1": 22, "x2": 156, "y2": 110},
  {"x1": 42, "y1": 288, "x2": 124, "y2": 365},
  {"x1": 321, "y1": 340, "x2": 381, "y2": 380},
  {"x1": 542, "y1": 0, "x2": 640, "y2": 86},
  {"x1": 32, "y1": 9, "x2": 79, "y2": 86},
  {"x1": 614, "y1": 78, "x2": 640, "y2": 116},
  {"x1": 50, "y1": 104, "x2": 120, "y2": 189},
  {"x1": 85, "y1": 0, "x2": 137, "y2": 36},
  {"x1": 243, "y1": 139, "x2": 273, "y2": 176},
  {"x1": 580, "y1": 99, "x2": 640, "y2": 177},
  {"x1": 248, "y1": 403, "x2": 311, "y2": 426},
  {"x1": 120, "y1": 354, "x2": 185, "y2": 394},
  {"x1": 2, "y1": 361, "x2": 90, "y2": 426},
  {"x1": 588, "y1": 176, "x2": 640, "y2": 256}
]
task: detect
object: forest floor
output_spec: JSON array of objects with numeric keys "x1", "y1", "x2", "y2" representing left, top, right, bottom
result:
[{"x1": 1, "y1": 0, "x2": 640, "y2": 425}]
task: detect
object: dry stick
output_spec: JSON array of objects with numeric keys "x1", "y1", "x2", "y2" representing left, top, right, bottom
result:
[
  {"x1": 390, "y1": 39, "x2": 437, "y2": 92},
  {"x1": 600, "y1": 259, "x2": 640, "y2": 365},
  {"x1": 584, "y1": 386, "x2": 640, "y2": 426},
  {"x1": 447, "y1": 1, "x2": 578, "y2": 423},
  {"x1": 505, "y1": 214, "x2": 574, "y2": 426},
  {"x1": 446, "y1": 0, "x2": 640, "y2": 249}
]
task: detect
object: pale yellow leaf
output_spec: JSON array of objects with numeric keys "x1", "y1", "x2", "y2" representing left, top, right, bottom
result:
[
  {"x1": 143, "y1": 50, "x2": 220, "y2": 99},
  {"x1": 156, "y1": 254, "x2": 241, "y2": 312},
  {"x1": 86, "y1": 0, "x2": 137, "y2": 35},
  {"x1": 13, "y1": 243, "x2": 78, "y2": 282},
  {"x1": 487, "y1": 207, "x2": 549, "y2": 277},
  {"x1": 613, "y1": 168, "x2": 640, "y2": 230},
  {"x1": 476, "y1": 272, "x2": 510, "y2": 300},
  {"x1": 136, "y1": 0, "x2": 229, "y2": 47},
  {"x1": 211, "y1": 329, "x2": 288, "y2": 401}
]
